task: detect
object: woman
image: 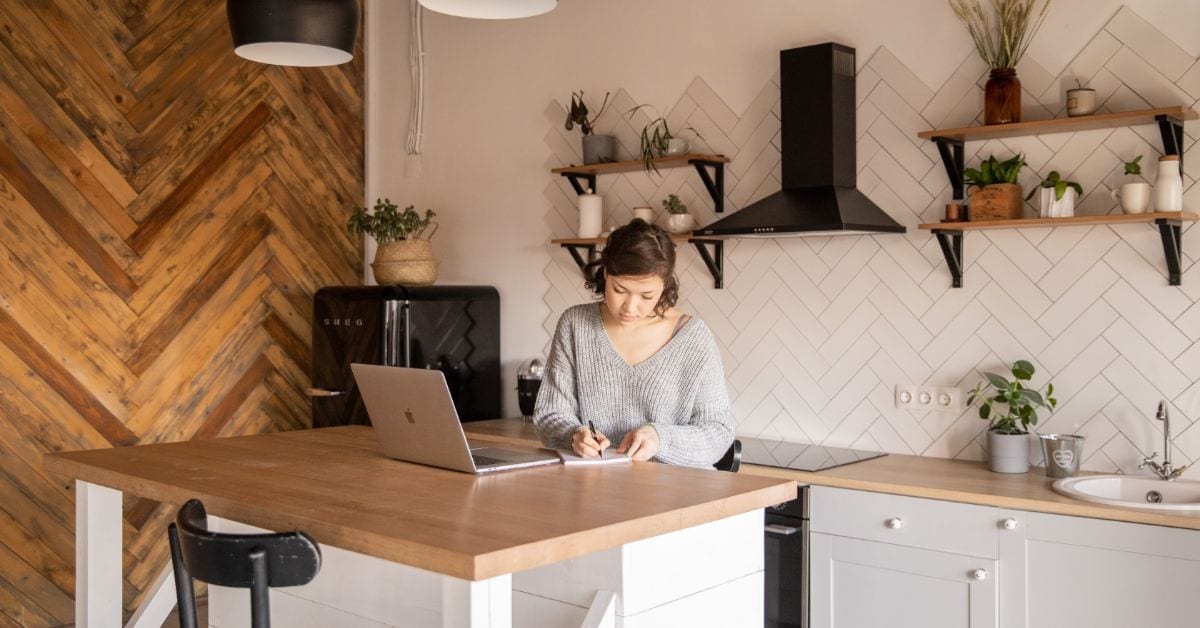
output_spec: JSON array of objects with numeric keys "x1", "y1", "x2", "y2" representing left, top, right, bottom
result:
[{"x1": 533, "y1": 219, "x2": 733, "y2": 467}]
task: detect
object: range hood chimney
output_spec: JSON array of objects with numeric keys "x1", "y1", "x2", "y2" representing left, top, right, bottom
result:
[{"x1": 695, "y1": 43, "x2": 905, "y2": 237}]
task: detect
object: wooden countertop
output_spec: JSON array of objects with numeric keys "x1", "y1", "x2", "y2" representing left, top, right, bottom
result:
[
  {"x1": 469, "y1": 419, "x2": 1200, "y2": 531},
  {"x1": 44, "y1": 426, "x2": 796, "y2": 580}
]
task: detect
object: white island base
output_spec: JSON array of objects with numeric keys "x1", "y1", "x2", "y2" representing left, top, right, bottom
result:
[{"x1": 207, "y1": 509, "x2": 764, "y2": 628}]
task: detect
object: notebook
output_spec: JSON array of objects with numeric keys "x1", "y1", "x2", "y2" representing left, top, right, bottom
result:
[
  {"x1": 556, "y1": 450, "x2": 631, "y2": 465},
  {"x1": 351, "y1": 364, "x2": 560, "y2": 473}
]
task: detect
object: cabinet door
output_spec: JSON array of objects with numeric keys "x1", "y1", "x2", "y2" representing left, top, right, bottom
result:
[
  {"x1": 1004, "y1": 510, "x2": 1200, "y2": 628},
  {"x1": 810, "y1": 532, "x2": 997, "y2": 628}
]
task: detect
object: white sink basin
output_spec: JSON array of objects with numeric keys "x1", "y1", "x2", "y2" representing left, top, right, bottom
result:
[{"x1": 1053, "y1": 474, "x2": 1200, "y2": 511}]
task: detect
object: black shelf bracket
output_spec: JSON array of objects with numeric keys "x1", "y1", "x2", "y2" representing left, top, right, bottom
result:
[
  {"x1": 560, "y1": 172, "x2": 597, "y2": 196},
  {"x1": 689, "y1": 159, "x2": 727, "y2": 213},
  {"x1": 689, "y1": 239, "x2": 725, "y2": 289},
  {"x1": 932, "y1": 229, "x2": 965, "y2": 288},
  {"x1": 1157, "y1": 218, "x2": 1183, "y2": 286},
  {"x1": 558, "y1": 243, "x2": 597, "y2": 271},
  {"x1": 1156, "y1": 114, "x2": 1185, "y2": 171},
  {"x1": 932, "y1": 137, "x2": 966, "y2": 200}
]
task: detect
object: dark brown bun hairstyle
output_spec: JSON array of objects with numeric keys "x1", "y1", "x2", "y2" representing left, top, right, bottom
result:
[{"x1": 584, "y1": 218, "x2": 679, "y2": 316}]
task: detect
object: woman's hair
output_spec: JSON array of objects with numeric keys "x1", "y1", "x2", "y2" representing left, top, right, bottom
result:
[{"x1": 584, "y1": 218, "x2": 679, "y2": 315}]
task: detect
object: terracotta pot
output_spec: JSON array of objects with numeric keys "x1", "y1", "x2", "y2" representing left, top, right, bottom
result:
[
  {"x1": 372, "y1": 239, "x2": 438, "y2": 286},
  {"x1": 984, "y1": 69, "x2": 1021, "y2": 125},
  {"x1": 968, "y1": 183, "x2": 1024, "y2": 221}
]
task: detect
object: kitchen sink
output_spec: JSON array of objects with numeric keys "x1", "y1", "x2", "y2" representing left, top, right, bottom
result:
[{"x1": 1052, "y1": 474, "x2": 1200, "y2": 511}]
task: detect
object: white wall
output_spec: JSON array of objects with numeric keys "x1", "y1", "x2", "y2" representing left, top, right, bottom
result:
[{"x1": 368, "y1": 0, "x2": 1200, "y2": 474}]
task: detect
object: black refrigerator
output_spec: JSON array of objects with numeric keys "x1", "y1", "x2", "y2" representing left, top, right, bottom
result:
[{"x1": 309, "y1": 285, "x2": 501, "y2": 427}]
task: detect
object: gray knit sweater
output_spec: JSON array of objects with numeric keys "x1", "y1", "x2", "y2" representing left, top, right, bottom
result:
[{"x1": 533, "y1": 303, "x2": 734, "y2": 467}]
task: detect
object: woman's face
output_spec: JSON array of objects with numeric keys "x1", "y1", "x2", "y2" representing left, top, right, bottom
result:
[{"x1": 604, "y1": 273, "x2": 665, "y2": 325}]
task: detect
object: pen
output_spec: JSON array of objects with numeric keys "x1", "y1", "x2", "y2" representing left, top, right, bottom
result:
[{"x1": 588, "y1": 420, "x2": 602, "y2": 458}]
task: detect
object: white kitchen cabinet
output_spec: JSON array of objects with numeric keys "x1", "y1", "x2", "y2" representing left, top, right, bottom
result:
[
  {"x1": 808, "y1": 486, "x2": 998, "y2": 628},
  {"x1": 809, "y1": 485, "x2": 1200, "y2": 628},
  {"x1": 999, "y1": 509, "x2": 1200, "y2": 628}
]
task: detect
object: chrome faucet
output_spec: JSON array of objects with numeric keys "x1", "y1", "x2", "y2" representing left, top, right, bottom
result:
[{"x1": 1139, "y1": 401, "x2": 1188, "y2": 481}]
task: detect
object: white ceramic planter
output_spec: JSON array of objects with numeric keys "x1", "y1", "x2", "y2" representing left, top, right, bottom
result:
[
  {"x1": 1038, "y1": 187, "x2": 1076, "y2": 218},
  {"x1": 1111, "y1": 182, "x2": 1150, "y2": 214},
  {"x1": 987, "y1": 431, "x2": 1030, "y2": 473},
  {"x1": 665, "y1": 213, "x2": 696, "y2": 234}
]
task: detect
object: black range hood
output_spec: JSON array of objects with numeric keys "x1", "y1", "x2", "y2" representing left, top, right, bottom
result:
[{"x1": 696, "y1": 43, "x2": 905, "y2": 237}]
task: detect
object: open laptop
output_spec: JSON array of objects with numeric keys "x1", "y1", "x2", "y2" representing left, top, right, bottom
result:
[{"x1": 351, "y1": 363, "x2": 560, "y2": 473}]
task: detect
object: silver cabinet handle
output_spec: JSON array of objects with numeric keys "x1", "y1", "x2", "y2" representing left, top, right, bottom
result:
[
  {"x1": 764, "y1": 524, "x2": 799, "y2": 536},
  {"x1": 971, "y1": 569, "x2": 988, "y2": 581},
  {"x1": 1002, "y1": 518, "x2": 1018, "y2": 530},
  {"x1": 306, "y1": 387, "x2": 345, "y2": 397},
  {"x1": 885, "y1": 517, "x2": 904, "y2": 529}
]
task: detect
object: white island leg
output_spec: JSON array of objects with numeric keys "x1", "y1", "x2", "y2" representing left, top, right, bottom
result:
[
  {"x1": 442, "y1": 574, "x2": 512, "y2": 628},
  {"x1": 76, "y1": 480, "x2": 123, "y2": 627}
]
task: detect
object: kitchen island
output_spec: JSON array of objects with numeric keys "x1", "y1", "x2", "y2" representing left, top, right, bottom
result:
[{"x1": 45, "y1": 425, "x2": 795, "y2": 627}]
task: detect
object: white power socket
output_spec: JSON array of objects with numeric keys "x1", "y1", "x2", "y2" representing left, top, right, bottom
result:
[{"x1": 895, "y1": 384, "x2": 963, "y2": 412}]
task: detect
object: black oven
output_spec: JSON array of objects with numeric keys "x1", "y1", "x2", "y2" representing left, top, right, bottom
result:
[{"x1": 765, "y1": 486, "x2": 808, "y2": 628}]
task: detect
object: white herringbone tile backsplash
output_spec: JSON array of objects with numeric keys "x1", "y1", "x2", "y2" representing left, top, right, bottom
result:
[{"x1": 541, "y1": 6, "x2": 1200, "y2": 476}]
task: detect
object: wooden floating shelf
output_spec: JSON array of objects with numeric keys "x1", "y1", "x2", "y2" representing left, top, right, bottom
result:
[
  {"x1": 917, "y1": 106, "x2": 1197, "y2": 142},
  {"x1": 550, "y1": 232, "x2": 725, "y2": 246},
  {"x1": 551, "y1": 232, "x2": 728, "y2": 289},
  {"x1": 918, "y1": 211, "x2": 1198, "y2": 231},
  {"x1": 920, "y1": 212, "x2": 1195, "y2": 289},
  {"x1": 551, "y1": 153, "x2": 729, "y2": 176}
]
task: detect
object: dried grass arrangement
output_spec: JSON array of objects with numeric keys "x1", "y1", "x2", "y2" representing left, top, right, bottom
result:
[{"x1": 949, "y1": 0, "x2": 1050, "y2": 69}]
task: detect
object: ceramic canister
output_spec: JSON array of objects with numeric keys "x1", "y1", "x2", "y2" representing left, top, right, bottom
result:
[
  {"x1": 578, "y1": 188, "x2": 603, "y2": 238},
  {"x1": 1154, "y1": 155, "x2": 1183, "y2": 212}
]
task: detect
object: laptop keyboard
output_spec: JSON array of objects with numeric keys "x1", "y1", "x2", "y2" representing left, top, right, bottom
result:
[{"x1": 472, "y1": 454, "x2": 506, "y2": 467}]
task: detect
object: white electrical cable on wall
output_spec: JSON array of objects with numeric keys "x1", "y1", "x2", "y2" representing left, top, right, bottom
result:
[{"x1": 407, "y1": 0, "x2": 425, "y2": 160}]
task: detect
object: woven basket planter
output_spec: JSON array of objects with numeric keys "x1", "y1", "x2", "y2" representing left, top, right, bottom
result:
[
  {"x1": 372, "y1": 239, "x2": 438, "y2": 286},
  {"x1": 968, "y1": 183, "x2": 1024, "y2": 221}
]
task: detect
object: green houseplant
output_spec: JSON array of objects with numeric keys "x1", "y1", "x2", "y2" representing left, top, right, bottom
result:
[
  {"x1": 949, "y1": 0, "x2": 1051, "y2": 124},
  {"x1": 1026, "y1": 170, "x2": 1082, "y2": 218},
  {"x1": 347, "y1": 198, "x2": 439, "y2": 286},
  {"x1": 968, "y1": 359, "x2": 1057, "y2": 473},
  {"x1": 1112, "y1": 155, "x2": 1149, "y2": 214},
  {"x1": 625, "y1": 105, "x2": 701, "y2": 173},
  {"x1": 565, "y1": 90, "x2": 615, "y2": 164},
  {"x1": 963, "y1": 154, "x2": 1026, "y2": 220},
  {"x1": 661, "y1": 194, "x2": 695, "y2": 234}
]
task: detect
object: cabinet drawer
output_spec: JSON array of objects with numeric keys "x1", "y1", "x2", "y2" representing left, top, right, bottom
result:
[{"x1": 810, "y1": 486, "x2": 999, "y2": 559}]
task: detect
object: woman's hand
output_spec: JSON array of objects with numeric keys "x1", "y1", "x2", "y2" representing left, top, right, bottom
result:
[
  {"x1": 572, "y1": 425, "x2": 610, "y2": 458},
  {"x1": 617, "y1": 425, "x2": 660, "y2": 461}
]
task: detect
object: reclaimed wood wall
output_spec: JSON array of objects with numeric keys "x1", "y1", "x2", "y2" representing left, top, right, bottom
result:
[{"x1": 0, "y1": 1, "x2": 363, "y2": 624}]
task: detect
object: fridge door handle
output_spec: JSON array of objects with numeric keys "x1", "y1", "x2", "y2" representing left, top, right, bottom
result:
[{"x1": 306, "y1": 387, "x2": 345, "y2": 397}]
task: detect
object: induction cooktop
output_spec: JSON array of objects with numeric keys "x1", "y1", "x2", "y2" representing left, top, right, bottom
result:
[{"x1": 739, "y1": 437, "x2": 887, "y2": 472}]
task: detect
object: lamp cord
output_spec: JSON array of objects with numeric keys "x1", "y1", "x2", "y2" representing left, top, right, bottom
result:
[{"x1": 407, "y1": 0, "x2": 425, "y2": 156}]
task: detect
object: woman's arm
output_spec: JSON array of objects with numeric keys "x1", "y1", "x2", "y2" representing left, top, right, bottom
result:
[
  {"x1": 533, "y1": 312, "x2": 584, "y2": 449},
  {"x1": 652, "y1": 330, "x2": 734, "y2": 467}
]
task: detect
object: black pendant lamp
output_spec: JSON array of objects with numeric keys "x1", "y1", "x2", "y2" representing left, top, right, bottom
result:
[{"x1": 227, "y1": 0, "x2": 359, "y2": 67}]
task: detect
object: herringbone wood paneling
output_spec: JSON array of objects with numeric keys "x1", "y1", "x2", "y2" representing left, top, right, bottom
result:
[
  {"x1": 542, "y1": 7, "x2": 1200, "y2": 482},
  {"x1": 0, "y1": 1, "x2": 363, "y2": 625}
]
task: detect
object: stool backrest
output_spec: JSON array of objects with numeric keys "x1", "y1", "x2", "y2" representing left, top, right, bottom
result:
[
  {"x1": 173, "y1": 499, "x2": 321, "y2": 588},
  {"x1": 714, "y1": 439, "x2": 742, "y2": 473}
]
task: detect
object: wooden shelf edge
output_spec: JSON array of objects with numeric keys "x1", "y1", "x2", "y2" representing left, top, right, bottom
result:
[
  {"x1": 551, "y1": 232, "x2": 727, "y2": 245},
  {"x1": 916, "y1": 106, "x2": 1198, "y2": 141},
  {"x1": 551, "y1": 153, "x2": 730, "y2": 175},
  {"x1": 918, "y1": 211, "x2": 1198, "y2": 231}
]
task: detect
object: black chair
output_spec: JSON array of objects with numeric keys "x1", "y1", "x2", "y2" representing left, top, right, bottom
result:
[
  {"x1": 714, "y1": 439, "x2": 742, "y2": 473},
  {"x1": 167, "y1": 499, "x2": 322, "y2": 628}
]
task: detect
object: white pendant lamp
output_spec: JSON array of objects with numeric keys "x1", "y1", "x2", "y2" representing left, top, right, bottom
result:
[
  {"x1": 417, "y1": 0, "x2": 556, "y2": 19},
  {"x1": 227, "y1": 0, "x2": 360, "y2": 67}
]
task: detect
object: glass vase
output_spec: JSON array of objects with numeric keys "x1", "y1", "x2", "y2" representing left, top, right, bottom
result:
[{"x1": 984, "y1": 69, "x2": 1021, "y2": 125}]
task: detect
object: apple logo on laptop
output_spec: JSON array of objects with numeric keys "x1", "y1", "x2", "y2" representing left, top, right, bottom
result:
[{"x1": 404, "y1": 408, "x2": 416, "y2": 424}]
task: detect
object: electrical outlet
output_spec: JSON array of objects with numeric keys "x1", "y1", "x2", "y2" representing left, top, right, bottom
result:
[{"x1": 895, "y1": 384, "x2": 964, "y2": 412}]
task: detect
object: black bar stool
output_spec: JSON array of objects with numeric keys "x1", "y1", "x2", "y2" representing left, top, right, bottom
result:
[{"x1": 167, "y1": 499, "x2": 322, "y2": 628}]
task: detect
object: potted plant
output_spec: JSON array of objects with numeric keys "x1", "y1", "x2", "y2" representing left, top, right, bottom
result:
[
  {"x1": 625, "y1": 105, "x2": 700, "y2": 173},
  {"x1": 949, "y1": 0, "x2": 1050, "y2": 125},
  {"x1": 565, "y1": 90, "x2": 614, "y2": 165},
  {"x1": 1065, "y1": 78, "x2": 1096, "y2": 117},
  {"x1": 1026, "y1": 170, "x2": 1081, "y2": 218},
  {"x1": 968, "y1": 359, "x2": 1057, "y2": 473},
  {"x1": 963, "y1": 154, "x2": 1026, "y2": 220},
  {"x1": 347, "y1": 198, "x2": 439, "y2": 286},
  {"x1": 1111, "y1": 155, "x2": 1149, "y2": 214},
  {"x1": 661, "y1": 194, "x2": 695, "y2": 233}
]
